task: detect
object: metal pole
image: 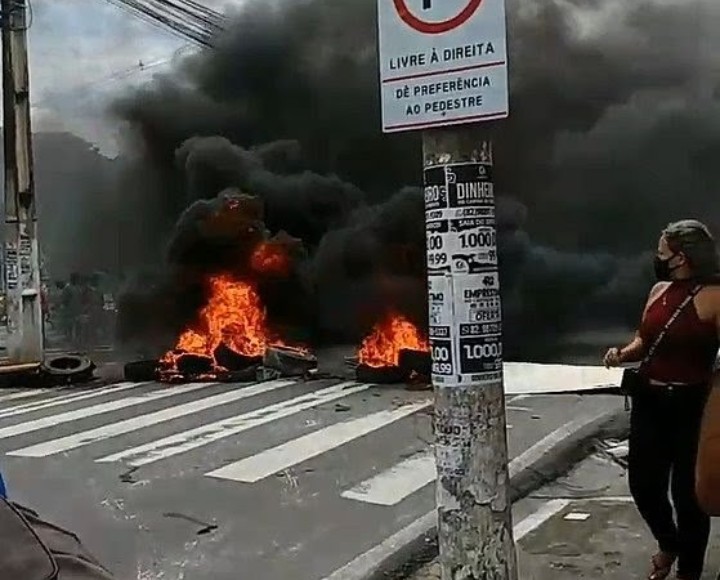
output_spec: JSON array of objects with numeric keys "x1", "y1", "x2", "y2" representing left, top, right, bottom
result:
[
  {"x1": 423, "y1": 126, "x2": 516, "y2": 580},
  {"x1": 2, "y1": 0, "x2": 43, "y2": 364}
]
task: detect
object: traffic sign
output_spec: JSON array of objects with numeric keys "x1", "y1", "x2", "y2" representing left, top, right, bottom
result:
[
  {"x1": 377, "y1": 0, "x2": 509, "y2": 132},
  {"x1": 393, "y1": 0, "x2": 484, "y2": 34}
]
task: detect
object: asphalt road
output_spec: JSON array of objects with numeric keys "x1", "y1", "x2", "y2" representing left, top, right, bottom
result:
[{"x1": 0, "y1": 378, "x2": 620, "y2": 580}]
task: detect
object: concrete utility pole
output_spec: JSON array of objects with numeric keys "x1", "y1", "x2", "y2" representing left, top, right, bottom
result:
[
  {"x1": 378, "y1": 0, "x2": 513, "y2": 573},
  {"x1": 423, "y1": 128, "x2": 516, "y2": 579},
  {"x1": 1, "y1": 0, "x2": 43, "y2": 364}
]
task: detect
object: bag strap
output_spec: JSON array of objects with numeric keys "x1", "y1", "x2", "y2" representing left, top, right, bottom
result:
[{"x1": 639, "y1": 284, "x2": 703, "y2": 369}]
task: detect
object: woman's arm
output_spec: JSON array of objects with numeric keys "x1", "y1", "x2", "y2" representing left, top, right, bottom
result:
[
  {"x1": 605, "y1": 282, "x2": 669, "y2": 367},
  {"x1": 618, "y1": 333, "x2": 645, "y2": 364}
]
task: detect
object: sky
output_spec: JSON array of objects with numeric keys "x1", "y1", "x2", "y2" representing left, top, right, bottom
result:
[{"x1": 27, "y1": 0, "x2": 238, "y2": 155}]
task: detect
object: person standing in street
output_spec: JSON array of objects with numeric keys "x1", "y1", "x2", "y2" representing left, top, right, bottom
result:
[{"x1": 603, "y1": 219, "x2": 720, "y2": 580}]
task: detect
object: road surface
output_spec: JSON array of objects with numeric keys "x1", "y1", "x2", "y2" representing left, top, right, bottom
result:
[{"x1": 0, "y1": 377, "x2": 619, "y2": 580}]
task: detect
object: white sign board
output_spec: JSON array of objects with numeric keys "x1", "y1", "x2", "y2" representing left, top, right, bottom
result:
[{"x1": 377, "y1": 0, "x2": 509, "y2": 132}]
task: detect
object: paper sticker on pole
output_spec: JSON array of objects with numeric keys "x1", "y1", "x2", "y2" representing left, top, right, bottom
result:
[
  {"x1": 428, "y1": 275, "x2": 457, "y2": 384},
  {"x1": 377, "y1": 0, "x2": 509, "y2": 132},
  {"x1": 423, "y1": 156, "x2": 502, "y2": 388}
]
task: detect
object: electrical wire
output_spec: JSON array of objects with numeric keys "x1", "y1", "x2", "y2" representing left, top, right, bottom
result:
[
  {"x1": 31, "y1": 44, "x2": 195, "y2": 108},
  {"x1": 104, "y1": 0, "x2": 213, "y2": 47},
  {"x1": 98, "y1": 0, "x2": 226, "y2": 48}
]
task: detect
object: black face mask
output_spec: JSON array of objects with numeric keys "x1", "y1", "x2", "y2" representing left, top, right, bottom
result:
[{"x1": 654, "y1": 254, "x2": 678, "y2": 281}]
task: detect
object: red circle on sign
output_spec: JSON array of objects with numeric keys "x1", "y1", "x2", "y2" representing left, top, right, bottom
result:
[{"x1": 393, "y1": 0, "x2": 484, "y2": 34}]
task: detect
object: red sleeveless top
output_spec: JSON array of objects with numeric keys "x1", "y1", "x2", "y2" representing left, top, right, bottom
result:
[{"x1": 639, "y1": 281, "x2": 719, "y2": 384}]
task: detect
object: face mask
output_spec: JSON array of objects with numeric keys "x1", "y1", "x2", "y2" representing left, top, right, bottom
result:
[{"x1": 654, "y1": 254, "x2": 678, "y2": 281}]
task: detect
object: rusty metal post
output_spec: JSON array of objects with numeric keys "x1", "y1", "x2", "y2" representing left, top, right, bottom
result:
[
  {"x1": 423, "y1": 127, "x2": 516, "y2": 580},
  {"x1": 1, "y1": 0, "x2": 43, "y2": 363}
]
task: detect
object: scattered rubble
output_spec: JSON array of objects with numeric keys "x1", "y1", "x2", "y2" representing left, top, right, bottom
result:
[{"x1": 263, "y1": 345, "x2": 317, "y2": 377}]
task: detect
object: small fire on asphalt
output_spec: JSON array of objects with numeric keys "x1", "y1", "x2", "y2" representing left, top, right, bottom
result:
[
  {"x1": 158, "y1": 272, "x2": 311, "y2": 383},
  {"x1": 355, "y1": 313, "x2": 431, "y2": 385}
]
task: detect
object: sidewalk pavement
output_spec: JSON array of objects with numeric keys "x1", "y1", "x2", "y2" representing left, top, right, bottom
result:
[
  {"x1": 412, "y1": 449, "x2": 720, "y2": 580},
  {"x1": 326, "y1": 394, "x2": 628, "y2": 580}
]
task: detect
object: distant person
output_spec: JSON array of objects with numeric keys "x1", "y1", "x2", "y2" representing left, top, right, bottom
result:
[
  {"x1": 62, "y1": 273, "x2": 85, "y2": 349},
  {"x1": 603, "y1": 219, "x2": 720, "y2": 580}
]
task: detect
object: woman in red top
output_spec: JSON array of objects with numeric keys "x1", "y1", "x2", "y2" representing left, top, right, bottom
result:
[{"x1": 604, "y1": 219, "x2": 720, "y2": 580}]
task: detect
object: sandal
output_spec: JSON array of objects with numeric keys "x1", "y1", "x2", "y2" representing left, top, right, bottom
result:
[{"x1": 648, "y1": 552, "x2": 676, "y2": 580}]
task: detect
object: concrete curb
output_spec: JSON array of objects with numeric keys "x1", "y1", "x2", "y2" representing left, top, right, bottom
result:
[{"x1": 324, "y1": 402, "x2": 629, "y2": 580}]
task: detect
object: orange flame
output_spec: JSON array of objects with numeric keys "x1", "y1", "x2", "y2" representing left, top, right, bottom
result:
[
  {"x1": 160, "y1": 274, "x2": 269, "y2": 377},
  {"x1": 358, "y1": 313, "x2": 429, "y2": 368},
  {"x1": 250, "y1": 241, "x2": 291, "y2": 276}
]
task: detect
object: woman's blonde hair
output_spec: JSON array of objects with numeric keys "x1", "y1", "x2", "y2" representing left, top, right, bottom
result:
[{"x1": 663, "y1": 219, "x2": 720, "y2": 278}]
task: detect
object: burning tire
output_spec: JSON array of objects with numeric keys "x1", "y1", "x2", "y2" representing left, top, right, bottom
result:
[
  {"x1": 123, "y1": 360, "x2": 159, "y2": 382},
  {"x1": 176, "y1": 353, "x2": 214, "y2": 376},
  {"x1": 398, "y1": 349, "x2": 431, "y2": 378},
  {"x1": 355, "y1": 364, "x2": 407, "y2": 385},
  {"x1": 42, "y1": 355, "x2": 96, "y2": 384},
  {"x1": 263, "y1": 345, "x2": 317, "y2": 377},
  {"x1": 213, "y1": 343, "x2": 262, "y2": 371}
]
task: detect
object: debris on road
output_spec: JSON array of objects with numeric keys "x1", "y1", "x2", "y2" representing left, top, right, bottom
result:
[
  {"x1": 162, "y1": 512, "x2": 219, "y2": 536},
  {"x1": 42, "y1": 354, "x2": 96, "y2": 384},
  {"x1": 0, "y1": 354, "x2": 97, "y2": 387},
  {"x1": 263, "y1": 345, "x2": 317, "y2": 377},
  {"x1": 596, "y1": 438, "x2": 629, "y2": 469}
]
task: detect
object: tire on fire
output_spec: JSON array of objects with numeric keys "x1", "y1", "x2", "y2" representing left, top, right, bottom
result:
[
  {"x1": 42, "y1": 355, "x2": 96, "y2": 384},
  {"x1": 214, "y1": 343, "x2": 262, "y2": 372},
  {"x1": 176, "y1": 353, "x2": 214, "y2": 376},
  {"x1": 355, "y1": 364, "x2": 407, "y2": 384}
]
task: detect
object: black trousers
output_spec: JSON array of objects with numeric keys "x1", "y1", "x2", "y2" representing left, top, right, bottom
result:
[{"x1": 628, "y1": 384, "x2": 711, "y2": 579}]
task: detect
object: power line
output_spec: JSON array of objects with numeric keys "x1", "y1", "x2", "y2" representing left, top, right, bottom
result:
[
  {"x1": 98, "y1": 0, "x2": 227, "y2": 48},
  {"x1": 31, "y1": 45, "x2": 195, "y2": 108}
]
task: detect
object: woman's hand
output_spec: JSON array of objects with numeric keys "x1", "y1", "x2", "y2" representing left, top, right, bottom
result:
[{"x1": 603, "y1": 347, "x2": 622, "y2": 368}]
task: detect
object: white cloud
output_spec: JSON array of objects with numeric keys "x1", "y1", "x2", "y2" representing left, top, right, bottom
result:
[{"x1": 24, "y1": 0, "x2": 240, "y2": 152}]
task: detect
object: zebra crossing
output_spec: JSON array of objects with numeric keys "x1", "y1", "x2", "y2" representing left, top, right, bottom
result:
[
  {"x1": 0, "y1": 372, "x2": 616, "y2": 580},
  {"x1": 0, "y1": 378, "x2": 439, "y2": 507}
]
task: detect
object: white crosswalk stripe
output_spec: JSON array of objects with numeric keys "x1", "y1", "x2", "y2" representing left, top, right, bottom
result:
[
  {"x1": 0, "y1": 381, "x2": 149, "y2": 420},
  {"x1": 0, "y1": 382, "x2": 209, "y2": 439},
  {"x1": 97, "y1": 381, "x2": 367, "y2": 466},
  {"x1": 7, "y1": 379, "x2": 295, "y2": 457},
  {"x1": 340, "y1": 451, "x2": 436, "y2": 506},
  {"x1": 0, "y1": 378, "x2": 438, "y2": 508},
  {"x1": 0, "y1": 388, "x2": 51, "y2": 404},
  {"x1": 205, "y1": 400, "x2": 432, "y2": 483}
]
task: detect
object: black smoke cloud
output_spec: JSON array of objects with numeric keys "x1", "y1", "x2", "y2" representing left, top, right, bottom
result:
[{"x1": 113, "y1": 0, "x2": 720, "y2": 359}]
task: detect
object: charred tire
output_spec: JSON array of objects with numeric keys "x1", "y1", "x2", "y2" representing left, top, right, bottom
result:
[
  {"x1": 355, "y1": 364, "x2": 407, "y2": 385},
  {"x1": 264, "y1": 346, "x2": 317, "y2": 377},
  {"x1": 176, "y1": 354, "x2": 214, "y2": 376},
  {"x1": 123, "y1": 360, "x2": 159, "y2": 382},
  {"x1": 214, "y1": 343, "x2": 262, "y2": 371},
  {"x1": 398, "y1": 349, "x2": 431, "y2": 377},
  {"x1": 42, "y1": 355, "x2": 95, "y2": 384},
  {"x1": 217, "y1": 366, "x2": 260, "y2": 383}
]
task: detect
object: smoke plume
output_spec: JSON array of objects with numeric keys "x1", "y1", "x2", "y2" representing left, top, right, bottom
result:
[{"x1": 112, "y1": 0, "x2": 720, "y2": 359}]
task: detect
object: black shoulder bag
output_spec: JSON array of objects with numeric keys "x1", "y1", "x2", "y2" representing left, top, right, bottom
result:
[{"x1": 620, "y1": 284, "x2": 703, "y2": 407}]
